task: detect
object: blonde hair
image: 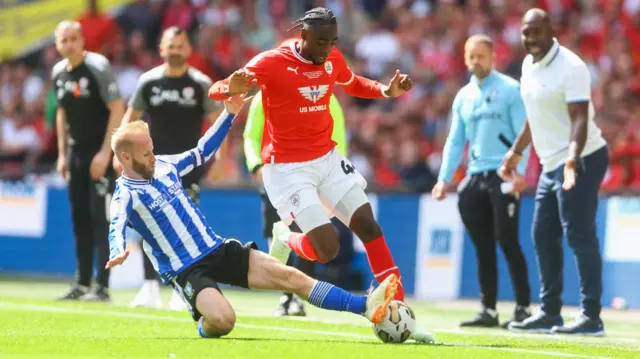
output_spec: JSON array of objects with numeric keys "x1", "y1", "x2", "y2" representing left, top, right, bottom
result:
[
  {"x1": 465, "y1": 34, "x2": 494, "y2": 51},
  {"x1": 55, "y1": 21, "x2": 82, "y2": 38},
  {"x1": 111, "y1": 121, "x2": 150, "y2": 160}
]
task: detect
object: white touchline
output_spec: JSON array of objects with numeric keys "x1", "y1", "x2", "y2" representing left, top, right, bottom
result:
[{"x1": 0, "y1": 301, "x2": 623, "y2": 359}]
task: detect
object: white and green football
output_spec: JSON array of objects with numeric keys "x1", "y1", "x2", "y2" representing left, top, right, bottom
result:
[{"x1": 373, "y1": 300, "x2": 416, "y2": 344}]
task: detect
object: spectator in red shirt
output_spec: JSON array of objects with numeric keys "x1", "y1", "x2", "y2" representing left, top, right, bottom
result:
[
  {"x1": 187, "y1": 31, "x2": 216, "y2": 80},
  {"x1": 162, "y1": 0, "x2": 196, "y2": 31},
  {"x1": 77, "y1": 0, "x2": 121, "y2": 56}
]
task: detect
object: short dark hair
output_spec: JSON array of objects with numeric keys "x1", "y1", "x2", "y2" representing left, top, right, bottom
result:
[{"x1": 289, "y1": 7, "x2": 337, "y2": 31}]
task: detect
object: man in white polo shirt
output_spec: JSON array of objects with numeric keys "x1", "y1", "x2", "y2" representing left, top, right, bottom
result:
[{"x1": 499, "y1": 8, "x2": 608, "y2": 336}]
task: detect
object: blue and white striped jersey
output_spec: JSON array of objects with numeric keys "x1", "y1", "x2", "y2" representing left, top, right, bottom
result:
[{"x1": 108, "y1": 111, "x2": 235, "y2": 284}]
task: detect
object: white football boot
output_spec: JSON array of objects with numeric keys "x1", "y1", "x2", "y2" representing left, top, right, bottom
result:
[
  {"x1": 364, "y1": 274, "x2": 399, "y2": 324},
  {"x1": 410, "y1": 327, "x2": 437, "y2": 344},
  {"x1": 269, "y1": 221, "x2": 292, "y2": 264},
  {"x1": 287, "y1": 294, "x2": 307, "y2": 316},
  {"x1": 130, "y1": 280, "x2": 163, "y2": 309}
]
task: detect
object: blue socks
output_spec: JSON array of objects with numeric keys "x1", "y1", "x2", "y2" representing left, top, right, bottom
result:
[
  {"x1": 197, "y1": 317, "x2": 221, "y2": 339},
  {"x1": 307, "y1": 281, "x2": 367, "y2": 315},
  {"x1": 198, "y1": 318, "x2": 211, "y2": 338}
]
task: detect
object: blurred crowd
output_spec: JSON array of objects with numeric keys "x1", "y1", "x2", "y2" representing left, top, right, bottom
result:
[{"x1": 1, "y1": 0, "x2": 640, "y2": 193}]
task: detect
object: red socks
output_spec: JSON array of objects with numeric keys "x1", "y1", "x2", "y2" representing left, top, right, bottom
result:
[
  {"x1": 287, "y1": 233, "x2": 326, "y2": 263},
  {"x1": 288, "y1": 233, "x2": 404, "y2": 301},
  {"x1": 364, "y1": 236, "x2": 404, "y2": 301}
]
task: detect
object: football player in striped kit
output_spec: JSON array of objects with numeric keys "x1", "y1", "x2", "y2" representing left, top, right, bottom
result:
[{"x1": 105, "y1": 93, "x2": 398, "y2": 338}]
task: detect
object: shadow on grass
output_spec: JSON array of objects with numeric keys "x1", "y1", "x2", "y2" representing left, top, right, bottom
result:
[
  {"x1": 433, "y1": 342, "x2": 519, "y2": 349},
  {"x1": 152, "y1": 337, "x2": 382, "y2": 345},
  {"x1": 154, "y1": 337, "x2": 521, "y2": 349}
]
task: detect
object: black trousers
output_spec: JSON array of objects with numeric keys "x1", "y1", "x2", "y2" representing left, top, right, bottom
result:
[
  {"x1": 457, "y1": 171, "x2": 531, "y2": 309},
  {"x1": 67, "y1": 148, "x2": 114, "y2": 288}
]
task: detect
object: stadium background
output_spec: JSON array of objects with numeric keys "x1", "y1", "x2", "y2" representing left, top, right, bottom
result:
[{"x1": 1, "y1": 0, "x2": 640, "y2": 308}]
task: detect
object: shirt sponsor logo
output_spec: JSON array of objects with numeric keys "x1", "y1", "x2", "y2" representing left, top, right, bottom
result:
[
  {"x1": 299, "y1": 104, "x2": 327, "y2": 113},
  {"x1": 298, "y1": 85, "x2": 330, "y2": 113},
  {"x1": 473, "y1": 112, "x2": 502, "y2": 121},
  {"x1": 148, "y1": 182, "x2": 183, "y2": 211},
  {"x1": 298, "y1": 85, "x2": 329, "y2": 103},
  {"x1": 150, "y1": 86, "x2": 197, "y2": 107},
  {"x1": 57, "y1": 77, "x2": 91, "y2": 98},
  {"x1": 302, "y1": 71, "x2": 323, "y2": 79}
]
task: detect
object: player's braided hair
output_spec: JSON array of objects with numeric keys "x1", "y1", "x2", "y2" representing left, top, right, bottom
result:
[{"x1": 289, "y1": 7, "x2": 337, "y2": 31}]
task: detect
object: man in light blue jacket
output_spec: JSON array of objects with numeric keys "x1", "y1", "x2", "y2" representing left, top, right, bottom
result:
[{"x1": 432, "y1": 34, "x2": 531, "y2": 329}]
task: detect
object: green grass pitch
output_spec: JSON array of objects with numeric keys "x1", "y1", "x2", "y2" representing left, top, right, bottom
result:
[{"x1": 1, "y1": 279, "x2": 639, "y2": 359}]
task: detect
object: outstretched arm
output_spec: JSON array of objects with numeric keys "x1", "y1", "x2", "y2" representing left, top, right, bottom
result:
[
  {"x1": 335, "y1": 50, "x2": 412, "y2": 99},
  {"x1": 339, "y1": 70, "x2": 412, "y2": 99},
  {"x1": 209, "y1": 52, "x2": 272, "y2": 100},
  {"x1": 337, "y1": 72, "x2": 389, "y2": 99}
]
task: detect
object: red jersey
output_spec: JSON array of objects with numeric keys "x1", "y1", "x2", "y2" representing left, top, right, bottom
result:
[{"x1": 209, "y1": 41, "x2": 388, "y2": 163}]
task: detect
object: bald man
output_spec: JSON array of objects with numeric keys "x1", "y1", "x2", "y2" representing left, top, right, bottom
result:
[
  {"x1": 52, "y1": 20, "x2": 125, "y2": 302},
  {"x1": 433, "y1": 35, "x2": 531, "y2": 329},
  {"x1": 501, "y1": 9, "x2": 608, "y2": 336}
]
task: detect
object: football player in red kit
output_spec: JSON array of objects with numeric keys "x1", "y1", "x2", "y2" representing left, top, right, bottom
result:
[{"x1": 208, "y1": 8, "x2": 434, "y2": 343}]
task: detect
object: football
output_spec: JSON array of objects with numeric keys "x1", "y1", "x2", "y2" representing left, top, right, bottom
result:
[{"x1": 372, "y1": 300, "x2": 416, "y2": 344}]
